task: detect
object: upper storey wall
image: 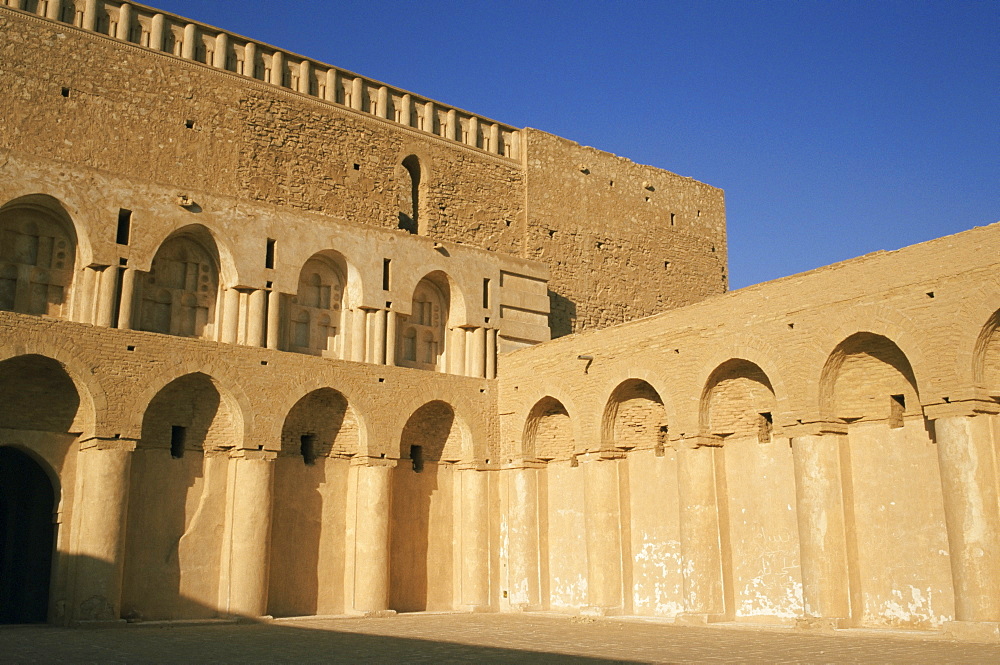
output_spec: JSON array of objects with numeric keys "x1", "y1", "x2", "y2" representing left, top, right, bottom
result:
[
  {"x1": 523, "y1": 130, "x2": 727, "y2": 335},
  {"x1": 0, "y1": 2, "x2": 729, "y2": 337}
]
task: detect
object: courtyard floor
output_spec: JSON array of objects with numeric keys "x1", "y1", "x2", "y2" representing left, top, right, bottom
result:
[{"x1": 1, "y1": 612, "x2": 999, "y2": 664}]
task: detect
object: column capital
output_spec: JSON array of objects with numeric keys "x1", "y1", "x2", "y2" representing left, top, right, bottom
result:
[
  {"x1": 679, "y1": 434, "x2": 724, "y2": 449},
  {"x1": 230, "y1": 449, "x2": 277, "y2": 462},
  {"x1": 785, "y1": 421, "x2": 848, "y2": 438},
  {"x1": 79, "y1": 437, "x2": 137, "y2": 453},
  {"x1": 924, "y1": 399, "x2": 1000, "y2": 421},
  {"x1": 501, "y1": 457, "x2": 547, "y2": 470},
  {"x1": 349, "y1": 455, "x2": 397, "y2": 469}
]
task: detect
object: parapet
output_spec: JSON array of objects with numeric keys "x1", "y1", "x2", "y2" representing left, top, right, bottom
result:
[{"x1": 0, "y1": 0, "x2": 522, "y2": 159}]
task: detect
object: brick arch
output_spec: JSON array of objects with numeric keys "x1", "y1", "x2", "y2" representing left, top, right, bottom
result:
[
  {"x1": 126, "y1": 358, "x2": 250, "y2": 448},
  {"x1": 516, "y1": 385, "x2": 583, "y2": 459},
  {"x1": 279, "y1": 388, "x2": 362, "y2": 462},
  {"x1": 523, "y1": 395, "x2": 576, "y2": 462},
  {"x1": 600, "y1": 377, "x2": 670, "y2": 452},
  {"x1": 699, "y1": 358, "x2": 777, "y2": 441},
  {"x1": 973, "y1": 308, "x2": 1000, "y2": 395},
  {"x1": 397, "y1": 399, "x2": 471, "y2": 464},
  {"x1": 387, "y1": 390, "x2": 482, "y2": 462},
  {"x1": 818, "y1": 332, "x2": 919, "y2": 423},
  {"x1": 816, "y1": 305, "x2": 929, "y2": 406},
  {"x1": 0, "y1": 340, "x2": 106, "y2": 440},
  {"x1": 692, "y1": 335, "x2": 791, "y2": 431},
  {"x1": 264, "y1": 379, "x2": 371, "y2": 455},
  {"x1": 951, "y1": 275, "x2": 1000, "y2": 396}
]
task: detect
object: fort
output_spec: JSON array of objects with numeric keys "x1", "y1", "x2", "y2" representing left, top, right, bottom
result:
[{"x1": 1, "y1": 0, "x2": 998, "y2": 641}]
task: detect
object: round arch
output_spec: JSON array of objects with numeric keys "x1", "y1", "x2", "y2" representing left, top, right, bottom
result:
[
  {"x1": 818, "y1": 332, "x2": 920, "y2": 423},
  {"x1": 600, "y1": 377, "x2": 670, "y2": 451},
  {"x1": 279, "y1": 387, "x2": 363, "y2": 462},
  {"x1": 0, "y1": 344, "x2": 105, "y2": 440},
  {"x1": 0, "y1": 193, "x2": 92, "y2": 266},
  {"x1": 397, "y1": 399, "x2": 471, "y2": 464},
  {"x1": 698, "y1": 358, "x2": 777, "y2": 440},
  {"x1": 523, "y1": 395, "x2": 576, "y2": 461},
  {"x1": 127, "y1": 360, "x2": 250, "y2": 449}
]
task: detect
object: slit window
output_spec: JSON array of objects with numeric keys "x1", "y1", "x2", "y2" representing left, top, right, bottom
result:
[
  {"x1": 116, "y1": 209, "x2": 131, "y2": 245},
  {"x1": 410, "y1": 444, "x2": 423, "y2": 473},
  {"x1": 300, "y1": 434, "x2": 317, "y2": 465},
  {"x1": 382, "y1": 258, "x2": 391, "y2": 291},
  {"x1": 889, "y1": 394, "x2": 905, "y2": 428},
  {"x1": 483, "y1": 278, "x2": 490, "y2": 309},
  {"x1": 757, "y1": 412, "x2": 773, "y2": 443},
  {"x1": 265, "y1": 238, "x2": 276, "y2": 269},
  {"x1": 170, "y1": 426, "x2": 186, "y2": 459}
]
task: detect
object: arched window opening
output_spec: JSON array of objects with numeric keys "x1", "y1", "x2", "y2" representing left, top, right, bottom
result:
[
  {"x1": 0, "y1": 205, "x2": 76, "y2": 318},
  {"x1": 138, "y1": 234, "x2": 219, "y2": 338},
  {"x1": 397, "y1": 277, "x2": 447, "y2": 371},
  {"x1": 288, "y1": 257, "x2": 345, "y2": 358},
  {"x1": 398, "y1": 155, "x2": 420, "y2": 234}
]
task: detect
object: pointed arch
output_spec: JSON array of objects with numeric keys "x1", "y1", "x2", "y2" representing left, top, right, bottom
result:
[
  {"x1": 819, "y1": 332, "x2": 919, "y2": 424},
  {"x1": 700, "y1": 358, "x2": 777, "y2": 442},
  {"x1": 601, "y1": 378, "x2": 668, "y2": 452}
]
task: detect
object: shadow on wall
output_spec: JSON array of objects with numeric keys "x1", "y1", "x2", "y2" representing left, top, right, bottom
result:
[{"x1": 548, "y1": 291, "x2": 576, "y2": 339}]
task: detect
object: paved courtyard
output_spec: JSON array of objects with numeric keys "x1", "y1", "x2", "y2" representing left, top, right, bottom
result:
[{"x1": 1, "y1": 613, "x2": 998, "y2": 664}]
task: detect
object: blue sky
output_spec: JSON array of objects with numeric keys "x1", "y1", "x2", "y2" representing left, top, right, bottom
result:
[{"x1": 148, "y1": 0, "x2": 998, "y2": 289}]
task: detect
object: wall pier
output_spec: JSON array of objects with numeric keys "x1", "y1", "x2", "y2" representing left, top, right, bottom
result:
[
  {"x1": 69, "y1": 438, "x2": 135, "y2": 625},
  {"x1": 677, "y1": 441, "x2": 726, "y2": 623},
  {"x1": 459, "y1": 466, "x2": 490, "y2": 611},
  {"x1": 932, "y1": 411, "x2": 1000, "y2": 629},
  {"x1": 583, "y1": 456, "x2": 623, "y2": 614},
  {"x1": 345, "y1": 457, "x2": 396, "y2": 616},
  {"x1": 505, "y1": 464, "x2": 541, "y2": 610},
  {"x1": 224, "y1": 451, "x2": 275, "y2": 618},
  {"x1": 790, "y1": 430, "x2": 851, "y2": 625}
]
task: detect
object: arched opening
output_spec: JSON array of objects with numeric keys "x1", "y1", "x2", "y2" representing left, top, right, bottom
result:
[
  {"x1": 0, "y1": 447, "x2": 56, "y2": 623},
  {"x1": 397, "y1": 155, "x2": 420, "y2": 234},
  {"x1": 0, "y1": 354, "x2": 81, "y2": 433},
  {"x1": 0, "y1": 200, "x2": 77, "y2": 319},
  {"x1": 701, "y1": 359, "x2": 802, "y2": 621},
  {"x1": 269, "y1": 388, "x2": 359, "y2": 617},
  {"x1": 397, "y1": 274, "x2": 448, "y2": 372},
  {"x1": 138, "y1": 229, "x2": 220, "y2": 339},
  {"x1": 525, "y1": 397, "x2": 575, "y2": 462},
  {"x1": 287, "y1": 254, "x2": 347, "y2": 358},
  {"x1": 390, "y1": 400, "x2": 463, "y2": 612},
  {"x1": 820, "y1": 333, "x2": 950, "y2": 627},
  {"x1": 121, "y1": 373, "x2": 237, "y2": 621},
  {"x1": 602, "y1": 379, "x2": 667, "y2": 452}
]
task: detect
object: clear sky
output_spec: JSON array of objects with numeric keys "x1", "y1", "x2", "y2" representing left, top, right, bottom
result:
[{"x1": 147, "y1": 0, "x2": 998, "y2": 290}]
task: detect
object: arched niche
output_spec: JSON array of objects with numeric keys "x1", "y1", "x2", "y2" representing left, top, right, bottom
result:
[
  {"x1": 122, "y1": 372, "x2": 239, "y2": 621},
  {"x1": 398, "y1": 400, "x2": 466, "y2": 465},
  {"x1": 397, "y1": 273, "x2": 449, "y2": 372},
  {"x1": 397, "y1": 155, "x2": 421, "y2": 235},
  {"x1": 269, "y1": 387, "x2": 359, "y2": 618},
  {"x1": 0, "y1": 198, "x2": 78, "y2": 319},
  {"x1": 137, "y1": 227, "x2": 220, "y2": 339},
  {"x1": 602, "y1": 379, "x2": 667, "y2": 452},
  {"x1": 973, "y1": 309, "x2": 1000, "y2": 397},
  {"x1": 280, "y1": 388, "x2": 360, "y2": 463},
  {"x1": 287, "y1": 253, "x2": 348, "y2": 358},
  {"x1": 701, "y1": 358, "x2": 777, "y2": 442},
  {"x1": 0, "y1": 354, "x2": 81, "y2": 434},
  {"x1": 524, "y1": 396, "x2": 575, "y2": 462},
  {"x1": 820, "y1": 333, "x2": 919, "y2": 426}
]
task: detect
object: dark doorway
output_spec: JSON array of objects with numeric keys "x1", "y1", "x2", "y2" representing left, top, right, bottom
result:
[{"x1": 0, "y1": 446, "x2": 55, "y2": 623}]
